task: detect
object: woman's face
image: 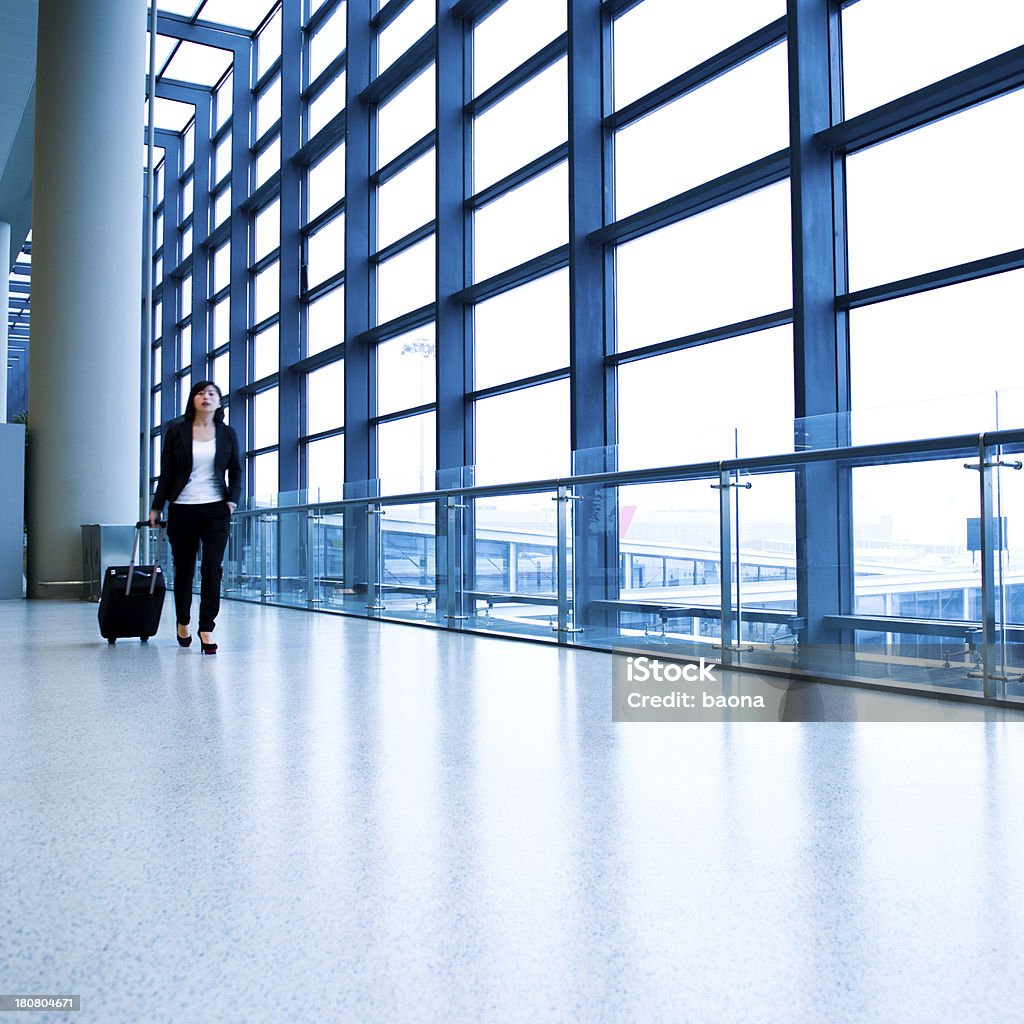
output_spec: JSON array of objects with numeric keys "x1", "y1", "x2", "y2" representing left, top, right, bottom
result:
[{"x1": 193, "y1": 385, "x2": 221, "y2": 416}]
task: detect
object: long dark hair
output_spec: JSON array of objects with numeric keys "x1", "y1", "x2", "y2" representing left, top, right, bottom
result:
[{"x1": 184, "y1": 380, "x2": 226, "y2": 424}]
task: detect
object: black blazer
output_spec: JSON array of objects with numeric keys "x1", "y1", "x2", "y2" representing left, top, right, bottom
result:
[{"x1": 151, "y1": 418, "x2": 242, "y2": 513}]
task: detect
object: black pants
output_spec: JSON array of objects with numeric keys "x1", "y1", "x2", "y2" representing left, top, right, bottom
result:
[{"x1": 167, "y1": 502, "x2": 231, "y2": 633}]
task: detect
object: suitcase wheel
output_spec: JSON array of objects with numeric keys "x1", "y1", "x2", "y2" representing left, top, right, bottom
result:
[
  {"x1": 107, "y1": 638, "x2": 116, "y2": 645},
  {"x1": 140, "y1": 636, "x2": 149, "y2": 643}
]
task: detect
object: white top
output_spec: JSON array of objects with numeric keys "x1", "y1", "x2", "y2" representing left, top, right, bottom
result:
[{"x1": 175, "y1": 439, "x2": 222, "y2": 504}]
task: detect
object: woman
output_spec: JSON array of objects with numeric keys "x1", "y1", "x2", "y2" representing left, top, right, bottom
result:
[{"x1": 149, "y1": 381, "x2": 241, "y2": 654}]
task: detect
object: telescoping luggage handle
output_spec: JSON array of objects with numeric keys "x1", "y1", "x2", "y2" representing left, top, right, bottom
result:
[{"x1": 125, "y1": 520, "x2": 166, "y2": 596}]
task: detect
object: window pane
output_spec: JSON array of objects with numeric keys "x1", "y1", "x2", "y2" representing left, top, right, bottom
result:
[
  {"x1": 306, "y1": 434, "x2": 345, "y2": 499},
  {"x1": 613, "y1": 0, "x2": 785, "y2": 110},
  {"x1": 211, "y1": 350, "x2": 230, "y2": 398},
  {"x1": 474, "y1": 269, "x2": 569, "y2": 389},
  {"x1": 474, "y1": 161, "x2": 567, "y2": 282},
  {"x1": 614, "y1": 44, "x2": 788, "y2": 218},
  {"x1": 251, "y1": 450, "x2": 279, "y2": 499},
  {"x1": 307, "y1": 284, "x2": 345, "y2": 355},
  {"x1": 253, "y1": 386, "x2": 279, "y2": 449},
  {"x1": 254, "y1": 198, "x2": 280, "y2": 262},
  {"x1": 252, "y1": 322, "x2": 279, "y2": 381},
  {"x1": 214, "y1": 186, "x2": 231, "y2": 227},
  {"x1": 377, "y1": 149, "x2": 435, "y2": 250},
  {"x1": 308, "y1": 70, "x2": 347, "y2": 137},
  {"x1": 472, "y1": 58, "x2": 567, "y2": 192},
  {"x1": 214, "y1": 132, "x2": 231, "y2": 184},
  {"x1": 376, "y1": 235, "x2": 435, "y2": 325},
  {"x1": 378, "y1": 0, "x2": 434, "y2": 74},
  {"x1": 475, "y1": 380, "x2": 568, "y2": 486},
  {"x1": 255, "y1": 135, "x2": 281, "y2": 187},
  {"x1": 307, "y1": 359, "x2": 345, "y2": 435},
  {"x1": 183, "y1": 122, "x2": 195, "y2": 169},
  {"x1": 307, "y1": 212, "x2": 345, "y2": 288},
  {"x1": 211, "y1": 297, "x2": 230, "y2": 349},
  {"x1": 615, "y1": 181, "x2": 791, "y2": 350},
  {"x1": 377, "y1": 322, "x2": 436, "y2": 416},
  {"x1": 212, "y1": 243, "x2": 230, "y2": 294},
  {"x1": 179, "y1": 324, "x2": 192, "y2": 366},
  {"x1": 177, "y1": 371, "x2": 192, "y2": 413},
  {"x1": 181, "y1": 177, "x2": 194, "y2": 220},
  {"x1": 256, "y1": 75, "x2": 282, "y2": 139},
  {"x1": 846, "y1": 91, "x2": 1024, "y2": 292},
  {"x1": 253, "y1": 260, "x2": 280, "y2": 324},
  {"x1": 308, "y1": 1, "x2": 347, "y2": 84},
  {"x1": 180, "y1": 274, "x2": 193, "y2": 319},
  {"x1": 377, "y1": 65, "x2": 435, "y2": 168},
  {"x1": 378, "y1": 412, "x2": 435, "y2": 494},
  {"x1": 617, "y1": 327, "x2": 794, "y2": 469},
  {"x1": 473, "y1": 0, "x2": 566, "y2": 97},
  {"x1": 256, "y1": 6, "x2": 282, "y2": 79},
  {"x1": 307, "y1": 141, "x2": 345, "y2": 222},
  {"x1": 163, "y1": 39, "x2": 233, "y2": 88},
  {"x1": 842, "y1": 0, "x2": 1024, "y2": 118},
  {"x1": 215, "y1": 71, "x2": 233, "y2": 130},
  {"x1": 849, "y1": 271, "x2": 1024, "y2": 443}
]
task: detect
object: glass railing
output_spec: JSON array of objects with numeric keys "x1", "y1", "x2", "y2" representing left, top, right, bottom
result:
[{"x1": 214, "y1": 416, "x2": 1024, "y2": 706}]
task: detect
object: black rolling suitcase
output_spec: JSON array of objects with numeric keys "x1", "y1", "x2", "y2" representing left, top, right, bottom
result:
[{"x1": 98, "y1": 521, "x2": 167, "y2": 644}]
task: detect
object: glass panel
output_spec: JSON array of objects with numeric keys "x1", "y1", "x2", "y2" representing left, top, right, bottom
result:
[
  {"x1": 377, "y1": 65, "x2": 435, "y2": 168},
  {"x1": 212, "y1": 243, "x2": 230, "y2": 294},
  {"x1": 615, "y1": 181, "x2": 791, "y2": 350},
  {"x1": 214, "y1": 71, "x2": 233, "y2": 130},
  {"x1": 473, "y1": 0, "x2": 566, "y2": 97},
  {"x1": 153, "y1": 343, "x2": 163, "y2": 384},
  {"x1": 307, "y1": 284, "x2": 345, "y2": 355},
  {"x1": 253, "y1": 260, "x2": 280, "y2": 324},
  {"x1": 251, "y1": 449, "x2": 279, "y2": 499},
  {"x1": 308, "y1": 1, "x2": 347, "y2": 84},
  {"x1": 378, "y1": 0, "x2": 435, "y2": 74},
  {"x1": 177, "y1": 370, "x2": 192, "y2": 413},
  {"x1": 849, "y1": 270, "x2": 1024, "y2": 444},
  {"x1": 180, "y1": 225, "x2": 193, "y2": 260},
  {"x1": 378, "y1": 412, "x2": 436, "y2": 494},
  {"x1": 255, "y1": 135, "x2": 281, "y2": 187},
  {"x1": 306, "y1": 433, "x2": 345, "y2": 499},
  {"x1": 475, "y1": 379, "x2": 569, "y2": 486},
  {"x1": 474, "y1": 269, "x2": 569, "y2": 389},
  {"x1": 253, "y1": 386, "x2": 279, "y2": 449},
  {"x1": 254, "y1": 198, "x2": 280, "y2": 263},
  {"x1": 163, "y1": 40, "x2": 233, "y2": 87},
  {"x1": 307, "y1": 141, "x2": 345, "y2": 222},
  {"x1": 182, "y1": 122, "x2": 195, "y2": 169},
  {"x1": 252, "y1": 322, "x2": 279, "y2": 380},
  {"x1": 473, "y1": 161, "x2": 567, "y2": 282},
  {"x1": 210, "y1": 297, "x2": 229, "y2": 349},
  {"x1": 211, "y1": 350, "x2": 230, "y2": 397},
  {"x1": 308, "y1": 70, "x2": 347, "y2": 137},
  {"x1": 472, "y1": 58, "x2": 567, "y2": 192},
  {"x1": 307, "y1": 359, "x2": 345, "y2": 434},
  {"x1": 213, "y1": 132, "x2": 231, "y2": 184},
  {"x1": 256, "y1": 5, "x2": 282, "y2": 78},
  {"x1": 256, "y1": 74, "x2": 282, "y2": 139},
  {"x1": 617, "y1": 326, "x2": 794, "y2": 469},
  {"x1": 181, "y1": 177, "x2": 194, "y2": 220},
  {"x1": 614, "y1": 44, "x2": 788, "y2": 218},
  {"x1": 613, "y1": 0, "x2": 786, "y2": 110},
  {"x1": 377, "y1": 322, "x2": 436, "y2": 416},
  {"x1": 377, "y1": 501, "x2": 441, "y2": 623},
  {"x1": 376, "y1": 235, "x2": 435, "y2": 325},
  {"x1": 200, "y1": 0, "x2": 281, "y2": 32},
  {"x1": 152, "y1": 96, "x2": 195, "y2": 133},
  {"x1": 377, "y1": 148, "x2": 435, "y2": 249},
  {"x1": 180, "y1": 274, "x2": 193, "y2": 318},
  {"x1": 842, "y1": 0, "x2": 1024, "y2": 118},
  {"x1": 846, "y1": 91, "x2": 1024, "y2": 292},
  {"x1": 467, "y1": 491, "x2": 560, "y2": 639},
  {"x1": 213, "y1": 186, "x2": 231, "y2": 227},
  {"x1": 307, "y1": 212, "x2": 345, "y2": 288}
]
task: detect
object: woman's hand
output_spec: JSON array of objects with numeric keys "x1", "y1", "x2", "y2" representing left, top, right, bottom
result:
[
  {"x1": 226, "y1": 502, "x2": 237, "y2": 515},
  {"x1": 148, "y1": 509, "x2": 161, "y2": 528}
]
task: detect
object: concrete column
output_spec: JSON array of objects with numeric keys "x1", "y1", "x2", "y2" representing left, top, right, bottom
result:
[
  {"x1": 0, "y1": 219, "x2": 9, "y2": 422},
  {"x1": 28, "y1": 0, "x2": 147, "y2": 595}
]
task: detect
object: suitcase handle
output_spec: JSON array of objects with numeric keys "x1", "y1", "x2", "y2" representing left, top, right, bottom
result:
[{"x1": 127, "y1": 521, "x2": 167, "y2": 596}]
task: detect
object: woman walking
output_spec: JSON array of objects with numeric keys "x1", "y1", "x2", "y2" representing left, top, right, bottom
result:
[{"x1": 149, "y1": 381, "x2": 241, "y2": 654}]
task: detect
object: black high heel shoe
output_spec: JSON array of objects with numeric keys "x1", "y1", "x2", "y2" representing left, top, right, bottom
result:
[
  {"x1": 199, "y1": 632, "x2": 218, "y2": 655},
  {"x1": 176, "y1": 626, "x2": 192, "y2": 648}
]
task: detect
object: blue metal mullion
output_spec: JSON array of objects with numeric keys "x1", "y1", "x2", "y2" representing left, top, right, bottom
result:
[
  {"x1": 159, "y1": 136, "x2": 182, "y2": 425},
  {"x1": 156, "y1": 12, "x2": 251, "y2": 47},
  {"x1": 788, "y1": 0, "x2": 850, "y2": 652},
  {"x1": 360, "y1": 28, "x2": 436, "y2": 104},
  {"x1": 188, "y1": 90, "x2": 213, "y2": 376},
  {"x1": 466, "y1": 34, "x2": 568, "y2": 117},
  {"x1": 345, "y1": 0, "x2": 374, "y2": 486},
  {"x1": 229, "y1": 39, "x2": 254, "y2": 493},
  {"x1": 465, "y1": 142, "x2": 568, "y2": 210},
  {"x1": 568, "y1": 0, "x2": 613, "y2": 636},
  {"x1": 277, "y1": 0, "x2": 304, "y2": 495}
]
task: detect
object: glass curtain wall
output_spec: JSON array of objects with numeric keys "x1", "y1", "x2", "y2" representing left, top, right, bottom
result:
[{"x1": 144, "y1": 0, "x2": 1024, "y2": 668}]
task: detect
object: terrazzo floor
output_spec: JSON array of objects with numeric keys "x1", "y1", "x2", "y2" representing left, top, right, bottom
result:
[{"x1": 2, "y1": 597, "x2": 1024, "y2": 1023}]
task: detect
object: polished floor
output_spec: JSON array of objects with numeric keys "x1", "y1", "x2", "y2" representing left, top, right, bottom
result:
[{"x1": 2, "y1": 598, "x2": 1024, "y2": 1024}]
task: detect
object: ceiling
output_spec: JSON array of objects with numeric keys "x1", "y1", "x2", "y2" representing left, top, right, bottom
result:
[{"x1": 0, "y1": 0, "x2": 37, "y2": 272}]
